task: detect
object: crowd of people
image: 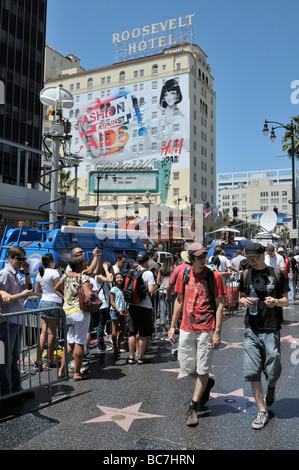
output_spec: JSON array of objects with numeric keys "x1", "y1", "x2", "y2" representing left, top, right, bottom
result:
[{"x1": 0, "y1": 241, "x2": 297, "y2": 431}]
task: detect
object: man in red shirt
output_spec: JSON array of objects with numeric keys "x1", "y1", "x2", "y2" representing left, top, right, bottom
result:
[{"x1": 168, "y1": 243, "x2": 226, "y2": 427}]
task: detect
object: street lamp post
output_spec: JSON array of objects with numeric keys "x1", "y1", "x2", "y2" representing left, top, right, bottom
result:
[
  {"x1": 95, "y1": 173, "x2": 108, "y2": 222},
  {"x1": 263, "y1": 119, "x2": 298, "y2": 246}
]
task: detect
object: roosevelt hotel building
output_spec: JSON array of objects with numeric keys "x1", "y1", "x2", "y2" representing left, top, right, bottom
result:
[{"x1": 44, "y1": 42, "x2": 216, "y2": 219}]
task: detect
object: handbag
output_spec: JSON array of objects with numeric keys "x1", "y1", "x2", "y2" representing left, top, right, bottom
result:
[{"x1": 78, "y1": 275, "x2": 102, "y2": 313}]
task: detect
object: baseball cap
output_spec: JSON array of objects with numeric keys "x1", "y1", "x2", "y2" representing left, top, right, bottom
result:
[
  {"x1": 245, "y1": 243, "x2": 265, "y2": 257},
  {"x1": 187, "y1": 243, "x2": 207, "y2": 257},
  {"x1": 137, "y1": 251, "x2": 150, "y2": 262}
]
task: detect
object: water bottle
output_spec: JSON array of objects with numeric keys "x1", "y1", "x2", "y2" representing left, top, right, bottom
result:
[{"x1": 249, "y1": 285, "x2": 258, "y2": 315}]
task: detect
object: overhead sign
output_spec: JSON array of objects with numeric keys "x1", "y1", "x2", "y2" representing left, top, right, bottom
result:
[
  {"x1": 113, "y1": 14, "x2": 195, "y2": 61},
  {"x1": 89, "y1": 171, "x2": 158, "y2": 193}
]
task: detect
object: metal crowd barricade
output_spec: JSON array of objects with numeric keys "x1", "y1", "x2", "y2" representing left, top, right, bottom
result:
[
  {"x1": 223, "y1": 274, "x2": 241, "y2": 314},
  {"x1": 0, "y1": 303, "x2": 69, "y2": 409}
]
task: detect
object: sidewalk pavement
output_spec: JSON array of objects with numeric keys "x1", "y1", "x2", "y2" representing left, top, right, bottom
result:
[{"x1": 0, "y1": 302, "x2": 298, "y2": 453}]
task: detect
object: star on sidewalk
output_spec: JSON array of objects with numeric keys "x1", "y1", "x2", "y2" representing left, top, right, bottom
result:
[
  {"x1": 83, "y1": 402, "x2": 164, "y2": 431},
  {"x1": 160, "y1": 368, "x2": 188, "y2": 379},
  {"x1": 208, "y1": 388, "x2": 255, "y2": 413},
  {"x1": 219, "y1": 340, "x2": 243, "y2": 350}
]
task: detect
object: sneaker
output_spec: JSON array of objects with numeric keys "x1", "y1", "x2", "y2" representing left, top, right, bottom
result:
[
  {"x1": 186, "y1": 408, "x2": 199, "y2": 427},
  {"x1": 198, "y1": 377, "x2": 215, "y2": 406},
  {"x1": 252, "y1": 411, "x2": 269, "y2": 430},
  {"x1": 265, "y1": 385, "x2": 276, "y2": 407}
]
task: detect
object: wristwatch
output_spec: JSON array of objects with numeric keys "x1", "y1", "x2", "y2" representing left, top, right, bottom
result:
[{"x1": 215, "y1": 328, "x2": 221, "y2": 334}]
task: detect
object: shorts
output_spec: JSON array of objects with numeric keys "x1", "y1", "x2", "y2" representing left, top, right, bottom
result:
[
  {"x1": 66, "y1": 311, "x2": 90, "y2": 345},
  {"x1": 178, "y1": 330, "x2": 213, "y2": 376},
  {"x1": 243, "y1": 328, "x2": 282, "y2": 386},
  {"x1": 127, "y1": 305, "x2": 153, "y2": 337},
  {"x1": 38, "y1": 300, "x2": 63, "y2": 319},
  {"x1": 109, "y1": 309, "x2": 120, "y2": 321}
]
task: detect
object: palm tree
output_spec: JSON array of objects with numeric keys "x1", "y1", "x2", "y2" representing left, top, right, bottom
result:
[
  {"x1": 59, "y1": 169, "x2": 81, "y2": 195},
  {"x1": 281, "y1": 115, "x2": 299, "y2": 158}
]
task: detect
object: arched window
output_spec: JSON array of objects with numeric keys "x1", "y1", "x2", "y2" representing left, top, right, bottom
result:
[
  {"x1": 152, "y1": 64, "x2": 158, "y2": 74},
  {"x1": 87, "y1": 77, "x2": 93, "y2": 88},
  {"x1": 120, "y1": 71, "x2": 125, "y2": 81}
]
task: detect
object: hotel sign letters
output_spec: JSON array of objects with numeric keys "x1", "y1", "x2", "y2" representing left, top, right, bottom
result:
[{"x1": 113, "y1": 14, "x2": 195, "y2": 58}]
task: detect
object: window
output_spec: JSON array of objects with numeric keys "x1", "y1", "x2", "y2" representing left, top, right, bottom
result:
[
  {"x1": 152, "y1": 81, "x2": 158, "y2": 89},
  {"x1": 76, "y1": 82, "x2": 80, "y2": 89},
  {"x1": 140, "y1": 69, "x2": 144, "y2": 76},
  {"x1": 101, "y1": 77, "x2": 105, "y2": 84},
  {"x1": 120, "y1": 71, "x2": 125, "y2": 81},
  {"x1": 152, "y1": 64, "x2": 158, "y2": 74},
  {"x1": 70, "y1": 84, "x2": 74, "y2": 91},
  {"x1": 87, "y1": 78, "x2": 93, "y2": 88},
  {"x1": 173, "y1": 172, "x2": 180, "y2": 181}
]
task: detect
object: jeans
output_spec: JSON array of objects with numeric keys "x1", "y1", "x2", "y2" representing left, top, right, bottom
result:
[
  {"x1": 0, "y1": 322, "x2": 23, "y2": 396},
  {"x1": 243, "y1": 328, "x2": 281, "y2": 386},
  {"x1": 288, "y1": 276, "x2": 295, "y2": 301},
  {"x1": 97, "y1": 308, "x2": 110, "y2": 347}
]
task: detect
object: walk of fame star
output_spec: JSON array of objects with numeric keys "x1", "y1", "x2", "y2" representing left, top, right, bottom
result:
[
  {"x1": 83, "y1": 402, "x2": 164, "y2": 431},
  {"x1": 209, "y1": 388, "x2": 255, "y2": 413}
]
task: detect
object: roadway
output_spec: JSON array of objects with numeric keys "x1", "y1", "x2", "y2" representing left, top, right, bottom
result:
[{"x1": 0, "y1": 302, "x2": 298, "y2": 455}]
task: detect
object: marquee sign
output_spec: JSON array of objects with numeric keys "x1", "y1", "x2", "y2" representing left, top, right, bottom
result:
[{"x1": 113, "y1": 14, "x2": 195, "y2": 62}]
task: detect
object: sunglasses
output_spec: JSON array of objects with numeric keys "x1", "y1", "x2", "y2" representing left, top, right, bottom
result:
[{"x1": 16, "y1": 257, "x2": 27, "y2": 262}]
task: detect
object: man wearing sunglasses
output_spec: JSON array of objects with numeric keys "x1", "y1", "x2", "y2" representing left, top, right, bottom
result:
[
  {"x1": 0, "y1": 246, "x2": 33, "y2": 397},
  {"x1": 168, "y1": 243, "x2": 226, "y2": 427},
  {"x1": 239, "y1": 242, "x2": 289, "y2": 430}
]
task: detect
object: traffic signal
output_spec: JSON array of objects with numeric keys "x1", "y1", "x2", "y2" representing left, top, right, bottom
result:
[{"x1": 233, "y1": 207, "x2": 238, "y2": 217}]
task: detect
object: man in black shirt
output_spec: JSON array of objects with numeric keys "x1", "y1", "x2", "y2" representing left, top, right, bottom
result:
[{"x1": 239, "y1": 243, "x2": 289, "y2": 430}]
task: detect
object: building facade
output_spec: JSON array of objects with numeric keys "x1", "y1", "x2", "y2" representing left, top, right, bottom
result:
[
  {"x1": 218, "y1": 169, "x2": 299, "y2": 228},
  {"x1": 44, "y1": 41, "x2": 216, "y2": 219},
  {"x1": 0, "y1": 0, "x2": 47, "y2": 186}
]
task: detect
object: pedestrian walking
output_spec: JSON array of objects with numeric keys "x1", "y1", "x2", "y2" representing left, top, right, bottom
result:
[
  {"x1": 239, "y1": 242, "x2": 289, "y2": 429},
  {"x1": 168, "y1": 243, "x2": 226, "y2": 427}
]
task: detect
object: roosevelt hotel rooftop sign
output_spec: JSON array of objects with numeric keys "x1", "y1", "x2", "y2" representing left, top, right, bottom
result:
[{"x1": 113, "y1": 14, "x2": 195, "y2": 62}]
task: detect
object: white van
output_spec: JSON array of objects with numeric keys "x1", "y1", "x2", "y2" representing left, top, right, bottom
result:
[{"x1": 157, "y1": 251, "x2": 172, "y2": 265}]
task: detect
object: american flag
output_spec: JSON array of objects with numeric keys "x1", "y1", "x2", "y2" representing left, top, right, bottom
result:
[{"x1": 203, "y1": 202, "x2": 212, "y2": 218}]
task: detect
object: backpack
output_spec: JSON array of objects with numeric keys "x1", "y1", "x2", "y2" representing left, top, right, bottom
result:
[
  {"x1": 182, "y1": 266, "x2": 216, "y2": 317},
  {"x1": 124, "y1": 268, "x2": 147, "y2": 304}
]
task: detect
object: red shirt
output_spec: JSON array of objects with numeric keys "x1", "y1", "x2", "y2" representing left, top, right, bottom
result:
[{"x1": 175, "y1": 266, "x2": 227, "y2": 333}]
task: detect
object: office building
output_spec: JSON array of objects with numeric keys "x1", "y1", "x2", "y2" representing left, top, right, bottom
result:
[{"x1": 218, "y1": 168, "x2": 299, "y2": 227}]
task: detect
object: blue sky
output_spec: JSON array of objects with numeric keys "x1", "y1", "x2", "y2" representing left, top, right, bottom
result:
[{"x1": 46, "y1": 0, "x2": 299, "y2": 176}]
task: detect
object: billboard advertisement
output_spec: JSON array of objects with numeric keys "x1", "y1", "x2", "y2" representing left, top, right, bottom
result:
[{"x1": 66, "y1": 74, "x2": 190, "y2": 175}]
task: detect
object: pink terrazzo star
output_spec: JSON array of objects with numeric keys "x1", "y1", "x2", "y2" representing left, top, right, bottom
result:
[
  {"x1": 219, "y1": 340, "x2": 243, "y2": 350},
  {"x1": 160, "y1": 368, "x2": 188, "y2": 379},
  {"x1": 83, "y1": 402, "x2": 164, "y2": 431}
]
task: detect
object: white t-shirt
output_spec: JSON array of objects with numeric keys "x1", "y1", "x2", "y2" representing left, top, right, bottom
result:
[
  {"x1": 90, "y1": 277, "x2": 111, "y2": 309},
  {"x1": 128, "y1": 269, "x2": 155, "y2": 309},
  {"x1": 265, "y1": 253, "x2": 285, "y2": 269},
  {"x1": 35, "y1": 268, "x2": 62, "y2": 303}
]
